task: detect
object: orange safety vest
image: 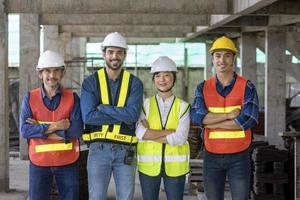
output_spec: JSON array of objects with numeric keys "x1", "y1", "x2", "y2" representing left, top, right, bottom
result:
[
  {"x1": 203, "y1": 75, "x2": 252, "y2": 154},
  {"x1": 28, "y1": 88, "x2": 80, "y2": 167}
]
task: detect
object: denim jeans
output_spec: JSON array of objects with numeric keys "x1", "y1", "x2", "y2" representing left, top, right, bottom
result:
[
  {"x1": 203, "y1": 150, "x2": 250, "y2": 200},
  {"x1": 87, "y1": 142, "x2": 136, "y2": 200},
  {"x1": 139, "y1": 170, "x2": 186, "y2": 200},
  {"x1": 29, "y1": 161, "x2": 79, "y2": 200}
]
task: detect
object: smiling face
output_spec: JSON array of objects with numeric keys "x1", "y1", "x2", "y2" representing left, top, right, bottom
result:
[
  {"x1": 153, "y1": 71, "x2": 175, "y2": 93},
  {"x1": 38, "y1": 67, "x2": 64, "y2": 89},
  {"x1": 212, "y1": 50, "x2": 236, "y2": 75},
  {"x1": 103, "y1": 47, "x2": 126, "y2": 71}
]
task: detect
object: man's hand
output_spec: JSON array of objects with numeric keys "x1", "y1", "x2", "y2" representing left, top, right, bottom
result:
[
  {"x1": 53, "y1": 119, "x2": 70, "y2": 130},
  {"x1": 140, "y1": 119, "x2": 149, "y2": 129},
  {"x1": 226, "y1": 109, "x2": 240, "y2": 120},
  {"x1": 26, "y1": 118, "x2": 38, "y2": 124},
  {"x1": 26, "y1": 118, "x2": 70, "y2": 130},
  {"x1": 48, "y1": 134, "x2": 64, "y2": 140}
]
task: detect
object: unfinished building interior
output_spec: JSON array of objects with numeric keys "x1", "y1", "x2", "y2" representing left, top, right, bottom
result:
[{"x1": 1, "y1": 0, "x2": 300, "y2": 199}]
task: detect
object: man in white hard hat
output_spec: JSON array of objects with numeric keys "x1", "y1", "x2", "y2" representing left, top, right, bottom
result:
[
  {"x1": 81, "y1": 32, "x2": 143, "y2": 200},
  {"x1": 191, "y1": 36, "x2": 259, "y2": 200},
  {"x1": 136, "y1": 56, "x2": 190, "y2": 200},
  {"x1": 20, "y1": 50, "x2": 83, "y2": 200}
]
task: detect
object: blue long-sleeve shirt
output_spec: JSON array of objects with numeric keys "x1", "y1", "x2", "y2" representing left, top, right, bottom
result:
[
  {"x1": 80, "y1": 69, "x2": 143, "y2": 129},
  {"x1": 191, "y1": 73, "x2": 259, "y2": 130},
  {"x1": 20, "y1": 85, "x2": 83, "y2": 139}
]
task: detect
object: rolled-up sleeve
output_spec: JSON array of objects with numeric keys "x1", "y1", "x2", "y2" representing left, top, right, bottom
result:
[
  {"x1": 64, "y1": 93, "x2": 83, "y2": 139},
  {"x1": 135, "y1": 109, "x2": 147, "y2": 140},
  {"x1": 166, "y1": 103, "x2": 190, "y2": 146},
  {"x1": 234, "y1": 81, "x2": 259, "y2": 130},
  {"x1": 191, "y1": 82, "x2": 208, "y2": 126},
  {"x1": 19, "y1": 93, "x2": 50, "y2": 139}
]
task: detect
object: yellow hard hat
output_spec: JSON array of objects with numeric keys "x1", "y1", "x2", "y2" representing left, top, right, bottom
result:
[{"x1": 209, "y1": 36, "x2": 238, "y2": 54}]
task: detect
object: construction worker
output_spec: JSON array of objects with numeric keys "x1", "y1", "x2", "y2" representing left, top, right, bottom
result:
[
  {"x1": 81, "y1": 32, "x2": 143, "y2": 200},
  {"x1": 20, "y1": 50, "x2": 83, "y2": 200},
  {"x1": 191, "y1": 36, "x2": 259, "y2": 200},
  {"x1": 136, "y1": 56, "x2": 190, "y2": 200}
]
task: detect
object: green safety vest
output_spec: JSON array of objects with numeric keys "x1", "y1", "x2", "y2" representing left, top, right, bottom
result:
[
  {"x1": 137, "y1": 96, "x2": 190, "y2": 177},
  {"x1": 82, "y1": 68, "x2": 138, "y2": 144}
]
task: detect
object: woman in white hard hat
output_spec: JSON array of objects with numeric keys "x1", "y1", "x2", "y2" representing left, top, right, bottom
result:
[{"x1": 136, "y1": 56, "x2": 190, "y2": 200}]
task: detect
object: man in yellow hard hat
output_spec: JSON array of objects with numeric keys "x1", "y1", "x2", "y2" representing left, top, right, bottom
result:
[{"x1": 191, "y1": 36, "x2": 259, "y2": 200}]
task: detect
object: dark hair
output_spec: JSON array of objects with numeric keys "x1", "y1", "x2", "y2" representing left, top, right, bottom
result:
[
  {"x1": 152, "y1": 71, "x2": 177, "y2": 84},
  {"x1": 211, "y1": 49, "x2": 236, "y2": 56},
  {"x1": 102, "y1": 46, "x2": 126, "y2": 53}
]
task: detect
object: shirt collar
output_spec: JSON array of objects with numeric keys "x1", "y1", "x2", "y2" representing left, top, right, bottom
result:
[
  {"x1": 155, "y1": 94, "x2": 175, "y2": 104},
  {"x1": 40, "y1": 84, "x2": 62, "y2": 99},
  {"x1": 215, "y1": 72, "x2": 237, "y2": 88},
  {"x1": 105, "y1": 68, "x2": 122, "y2": 82}
]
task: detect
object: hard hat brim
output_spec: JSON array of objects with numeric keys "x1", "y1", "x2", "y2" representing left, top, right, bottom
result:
[
  {"x1": 36, "y1": 66, "x2": 65, "y2": 71},
  {"x1": 210, "y1": 48, "x2": 237, "y2": 55}
]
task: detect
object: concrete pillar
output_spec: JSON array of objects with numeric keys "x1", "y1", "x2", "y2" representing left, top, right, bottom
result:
[
  {"x1": 67, "y1": 37, "x2": 87, "y2": 93},
  {"x1": 0, "y1": 3, "x2": 9, "y2": 192},
  {"x1": 71, "y1": 37, "x2": 87, "y2": 59},
  {"x1": 205, "y1": 42, "x2": 213, "y2": 80},
  {"x1": 60, "y1": 32, "x2": 72, "y2": 60},
  {"x1": 265, "y1": 27, "x2": 286, "y2": 148},
  {"x1": 77, "y1": 37, "x2": 87, "y2": 85},
  {"x1": 19, "y1": 14, "x2": 40, "y2": 159},
  {"x1": 240, "y1": 32, "x2": 257, "y2": 87},
  {"x1": 183, "y1": 47, "x2": 189, "y2": 101},
  {"x1": 43, "y1": 25, "x2": 59, "y2": 52},
  {"x1": 43, "y1": 27, "x2": 71, "y2": 60}
]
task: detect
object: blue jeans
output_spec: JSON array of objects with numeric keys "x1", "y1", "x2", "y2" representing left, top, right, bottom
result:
[
  {"x1": 139, "y1": 171, "x2": 186, "y2": 200},
  {"x1": 29, "y1": 161, "x2": 79, "y2": 200},
  {"x1": 203, "y1": 151, "x2": 250, "y2": 200},
  {"x1": 87, "y1": 142, "x2": 136, "y2": 200}
]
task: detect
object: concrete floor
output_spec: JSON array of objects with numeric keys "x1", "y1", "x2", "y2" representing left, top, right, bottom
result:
[{"x1": 2, "y1": 156, "x2": 202, "y2": 200}]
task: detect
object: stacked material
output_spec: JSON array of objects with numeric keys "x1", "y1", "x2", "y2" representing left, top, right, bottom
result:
[
  {"x1": 188, "y1": 126, "x2": 202, "y2": 159},
  {"x1": 251, "y1": 144, "x2": 289, "y2": 200}
]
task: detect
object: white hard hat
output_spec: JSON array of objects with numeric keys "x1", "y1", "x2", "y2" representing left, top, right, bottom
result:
[
  {"x1": 150, "y1": 56, "x2": 178, "y2": 74},
  {"x1": 36, "y1": 50, "x2": 65, "y2": 71},
  {"x1": 101, "y1": 32, "x2": 128, "y2": 50}
]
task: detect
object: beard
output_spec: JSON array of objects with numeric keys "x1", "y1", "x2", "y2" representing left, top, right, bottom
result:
[{"x1": 105, "y1": 59, "x2": 124, "y2": 71}]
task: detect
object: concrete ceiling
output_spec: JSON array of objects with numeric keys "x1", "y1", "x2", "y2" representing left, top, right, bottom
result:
[{"x1": 5, "y1": 0, "x2": 300, "y2": 44}]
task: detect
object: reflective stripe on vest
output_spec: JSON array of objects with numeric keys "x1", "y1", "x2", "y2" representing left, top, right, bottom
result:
[
  {"x1": 28, "y1": 88, "x2": 80, "y2": 167},
  {"x1": 137, "y1": 154, "x2": 189, "y2": 163},
  {"x1": 35, "y1": 121, "x2": 74, "y2": 152},
  {"x1": 35, "y1": 143, "x2": 73, "y2": 153},
  {"x1": 137, "y1": 96, "x2": 190, "y2": 177},
  {"x1": 209, "y1": 131, "x2": 245, "y2": 139},
  {"x1": 208, "y1": 105, "x2": 241, "y2": 113},
  {"x1": 82, "y1": 131, "x2": 138, "y2": 143},
  {"x1": 82, "y1": 68, "x2": 138, "y2": 144},
  {"x1": 203, "y1": 75, "x2": 252, "y2": 154}
]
